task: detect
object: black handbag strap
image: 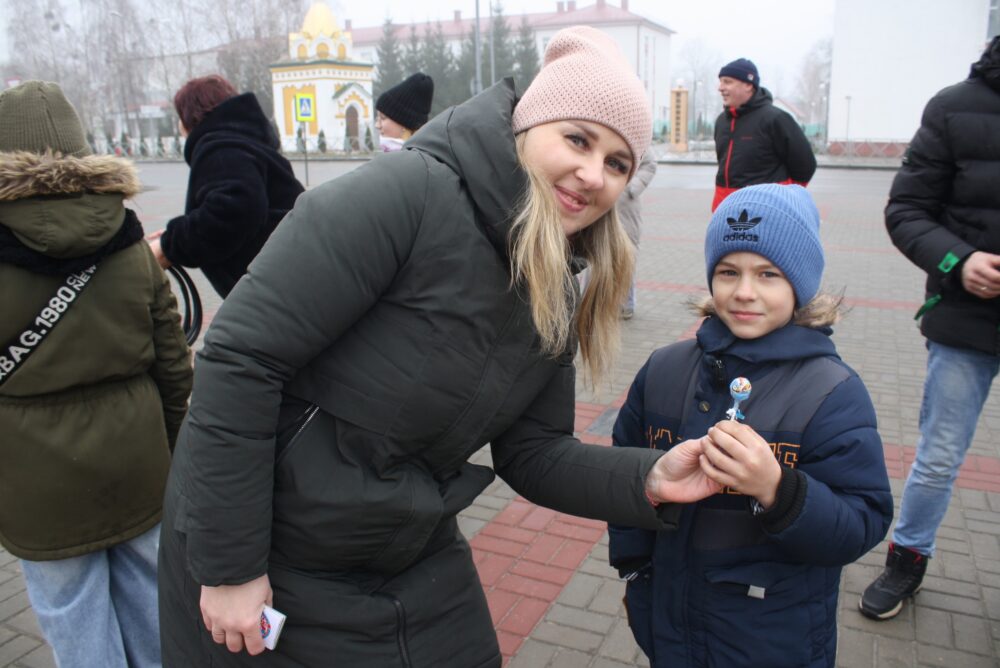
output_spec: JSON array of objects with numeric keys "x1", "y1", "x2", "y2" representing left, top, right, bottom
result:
[{"x1": 0, "y1": 264, "x2": 98, "y2": 388}]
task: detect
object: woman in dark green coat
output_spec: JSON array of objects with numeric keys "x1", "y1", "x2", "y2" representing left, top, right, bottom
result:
[
  {"x1": 0, "y1": 81, "x2": 192, "y2": 667},
  {"x1": 159, "y1": 26, "x2": 719, "y2": 667}
]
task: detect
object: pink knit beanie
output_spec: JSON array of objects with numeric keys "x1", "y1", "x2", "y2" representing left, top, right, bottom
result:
[{"x1": 511, "y1": 25, "x2": 652, "y2": 176}]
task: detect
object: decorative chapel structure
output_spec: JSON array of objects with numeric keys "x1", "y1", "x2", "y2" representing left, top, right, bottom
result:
[{"x1": 270, "y1": 2, "x2": 374, "y2": 153}]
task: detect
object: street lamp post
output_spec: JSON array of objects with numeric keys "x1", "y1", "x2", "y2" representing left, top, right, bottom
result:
[
  {"x1": 694, "y1": 79, "x2": 703, "y2": 140},
  {"x1": 108, "y1": 10, "x2": 134, "y2": 148},
  {"x1": 473, "y1": 0, "x2": 482, "y2": 95},
  {"x1": 691, "y1": 79, "x2": 698, "y2": 141},
  {"x1": 819, "y1": 81, "x2": 830, "y2": 152},
  {"x1": 845, "y1": 94, "x2": 852, "y2": 157},
  {"x1": 488, "y1": 1, "x2": 495, "y2": 86}
]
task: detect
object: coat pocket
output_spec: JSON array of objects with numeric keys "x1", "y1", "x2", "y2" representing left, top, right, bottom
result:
[
  {"x1": 270, "y1": 408, "x2": 443, "y2": 575},
  {"x1": 267, "y1": 565, "x2": 411, "y2": 666},
  {"x1": 699, "y1": 562, "x2": 821, "y2": 668}
]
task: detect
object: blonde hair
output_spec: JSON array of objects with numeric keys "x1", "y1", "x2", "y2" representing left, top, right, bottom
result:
[
  {"x1": 692, "y1": 292, "x2": 846, "y2": 329},
  {"x1": 509, "y1": 133, "x2": 634, "y2": 386}
]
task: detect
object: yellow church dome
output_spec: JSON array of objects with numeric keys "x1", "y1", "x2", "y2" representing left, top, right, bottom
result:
[{"x1": 300, "y1": 2, "x2": 339, "y2": 39}]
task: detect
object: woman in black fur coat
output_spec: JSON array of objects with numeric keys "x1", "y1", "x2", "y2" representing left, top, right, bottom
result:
[{"x1": 149, "y1": 75, "x2": 304, "y2": 298}]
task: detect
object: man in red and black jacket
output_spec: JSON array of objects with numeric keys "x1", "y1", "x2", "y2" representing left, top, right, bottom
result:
[{"x1": 712, "y1": 58, "x2": 816, "y2": 211}]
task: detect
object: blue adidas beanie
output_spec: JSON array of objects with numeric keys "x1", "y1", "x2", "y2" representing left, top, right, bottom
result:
[
  {"x1": 718, "y1": 58, "x2": 759, "y2": 88},
  {"x1": 704, "y1": 184, "x2": 824, "y2": 306}
]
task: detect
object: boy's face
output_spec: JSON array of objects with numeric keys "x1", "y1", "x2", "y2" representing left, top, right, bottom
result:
[{"x1": 711, "y1": 252, "x2": 795, "y2": 340}]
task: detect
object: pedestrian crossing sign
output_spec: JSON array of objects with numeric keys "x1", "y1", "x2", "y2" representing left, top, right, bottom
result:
[{"x1": 294, "y1": 94, "x2": 316, "y2": 122}]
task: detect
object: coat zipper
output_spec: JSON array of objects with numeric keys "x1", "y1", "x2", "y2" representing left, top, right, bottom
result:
[
  {"x1": 275, "y1": 404, "x2": 320, "y2": 464},
  {"x1": 724, "y1": 110, "x2": 737, "y2": 188},
  {"x1": 375, "y1": 593, "x2": 413, "y2": 668}
]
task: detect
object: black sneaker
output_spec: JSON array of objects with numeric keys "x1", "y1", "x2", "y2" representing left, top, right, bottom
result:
[{"x1": 859, "y1": 543, "x2": 927, "y2": 620}]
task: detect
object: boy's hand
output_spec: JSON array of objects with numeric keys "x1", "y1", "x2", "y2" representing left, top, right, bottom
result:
[
  {"x1": 701, "y1": 421, "x2": 781, "y2": 509},
  {"x1": 645, "y1": 437, "x2": 723, "y2": 504}
]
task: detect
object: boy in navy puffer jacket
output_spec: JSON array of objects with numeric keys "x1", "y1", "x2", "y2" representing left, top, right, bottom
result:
[{"x1": 609, "y1": 184, "x2": 892, "y2": 668}]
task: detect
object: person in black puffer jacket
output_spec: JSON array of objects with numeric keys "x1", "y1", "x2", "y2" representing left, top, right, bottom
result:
[
  {"x1": 860, "y1": 36, "x2": 1000, "y2": 621},
  {"x1": 148, "y1": 75, "x2": 304, "y2": 298},
  {"x1": 712, "y1": 58, "x2": 816, "y2": 211}
]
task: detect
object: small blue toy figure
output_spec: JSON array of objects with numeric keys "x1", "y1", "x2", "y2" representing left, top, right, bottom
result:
[{"x1": 726, "y1": 377, "x2": 752, "y2": 420}]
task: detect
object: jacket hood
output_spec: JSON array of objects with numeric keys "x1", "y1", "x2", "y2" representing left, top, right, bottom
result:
[
  {"x1": 696, "y1": 314, "x2": 837, "y2": 363},
  {"x1": 0, "y1": 151, "x2": 141, "y2": 202},
  {"x1": 727, "y1": 86, "x2": 774, "y2": 117},
  {"x1": 184, "y1": 92, "x2": 280, "y2": 163},
  {"x1": 970, "y1": 36, "x2": 1000, "y2": 92},
  {"x1": 0, "y1": 151, "x2": 140, "y2": 258},
  {"x1": 407, "y1": 79, "x2": 527, "y2": 255}
]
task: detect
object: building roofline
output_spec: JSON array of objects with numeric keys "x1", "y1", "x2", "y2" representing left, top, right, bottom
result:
[{"x1": 348, "y1": 2, "x2": 674, "y2": 45}]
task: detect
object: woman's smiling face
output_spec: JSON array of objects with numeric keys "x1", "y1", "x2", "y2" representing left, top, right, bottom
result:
[{"x1": 518, "y1": 119, "x2": 633, "y2": 237}]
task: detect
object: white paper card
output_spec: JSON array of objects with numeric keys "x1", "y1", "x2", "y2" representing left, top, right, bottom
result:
[{"x1": 260, "y1": 605, "x2": 287, "y2": 650}]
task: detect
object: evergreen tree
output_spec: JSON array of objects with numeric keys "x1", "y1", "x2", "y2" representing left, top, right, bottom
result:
[
  {"x1": 455, "y1": 29, "x2": 481, "y2": 102},
  {"x1": 318, "y1": 129, "x2": 327, "y2": 153},
  {"x1": 421, "y1": 22, "x2": 457, "y2": 116},
  {"x1": 374, "y1": 18, "x2": 404, "y2": 98},
  {"x1": 512, "y1": 17, "x2": 539, "y2": 93},
  {"x1": 402, "y1": 25, "x2": 423, "y2": 76},
  {"x1": 483, "y1": 3, "x2": 515, "y2": 87}
]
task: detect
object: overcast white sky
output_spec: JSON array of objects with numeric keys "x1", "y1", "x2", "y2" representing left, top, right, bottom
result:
[
  {"x1": 331, "y1": 0, "x2": 836, "y2": 90},
  {"x1": 1, "y1": 0, "x2": 835, "y2": 91}
]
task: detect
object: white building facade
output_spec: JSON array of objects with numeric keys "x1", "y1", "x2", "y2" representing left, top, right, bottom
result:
[
  {"x1": 828, "y1": 0, "x2": 993, "y2": 154},
  {"x1": 349, "y1": 1, "x2": 674, "y2": 134}
]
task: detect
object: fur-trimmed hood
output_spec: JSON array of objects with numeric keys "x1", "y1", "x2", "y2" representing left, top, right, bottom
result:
[
  {"x1": 0, "y1": 151, "x2": 141, "y2": 201},
  {"x1": 0, "y1": 151, "x2": 142, "y2": 259}
]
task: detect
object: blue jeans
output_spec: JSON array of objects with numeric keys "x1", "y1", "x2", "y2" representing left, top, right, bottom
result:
[
  {"x1": 625, "y1": 282, "x2": 636, "y2": 311},
  {"x1": 21, "y1": 524, "x2": 162, "y2": 668},
  {"x1": 892, "y1": 342, "x2": 999, "y2": 556}
]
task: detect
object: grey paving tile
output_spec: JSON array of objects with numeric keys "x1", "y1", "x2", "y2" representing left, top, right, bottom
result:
[
  {"x1": 2, "y1": 610, "x2": 41, "y2": 641},
  {"x1": 549, "y1": 648, "x2": 594, "y2": 668},
  {"x1": 558, "y1": 572, "x2": 603, "y2": 609},
  {"x1": 0, "y1": 637, "x2": 40, "y2": 666},
  {"x1": 530, "y1": 622, "x2": 603, "y2": 653},
  {"x1": 835, "y1": 626, "x2": 873, "y2": 667},
  {"x1": 11, "y1": 644, "x2": 56, "y2": 668},
  {"x1": 545, "y1": 604, "x2": 615, "y2": 635},
  {"x1": 507, "y1": 639, "x2": 557, "y2": 668},
  {"x1": 914, "y1": 606, "x2": 953, "y2": 649},
  {"x1": 952, "y1": 613, "x2": 994, "y2": 655},
  {"x1": 916, "y1": 643, "x2": 998, "y2": 667},
  {"x1": 917, "y1": 590, "x2": 987, "y2": 618},
  {"x1": 596, "y1": 617, "x2": 643, "y2": 664},
  {"x1": 874, "y1": 635, "x2": 918, "y2": 668},
  {"x1": 0, "y1": 594, "x2": 31, "y2": 626},
  {"x1": 589, "y1": 580, "x2": 625, "y2": 617}
]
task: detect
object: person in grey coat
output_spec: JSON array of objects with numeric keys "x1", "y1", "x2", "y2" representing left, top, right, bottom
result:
[
  {"x1": 617, "y1": 150, "x2": 657, "y2": 319},
  {"x1": 158, "y1": 26, "x2": 721, "y2": 667}
]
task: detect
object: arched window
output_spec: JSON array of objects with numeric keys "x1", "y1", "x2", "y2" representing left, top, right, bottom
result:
[
  {"x1": 317, "y1": 42, "x2": 330, "y2": 58},
  {"x1": 297, "y1": 44, "x2": 308, "y2": 60},
  {"x1": 338, "y1": 43, "x2": 347, "y2": 60}
]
